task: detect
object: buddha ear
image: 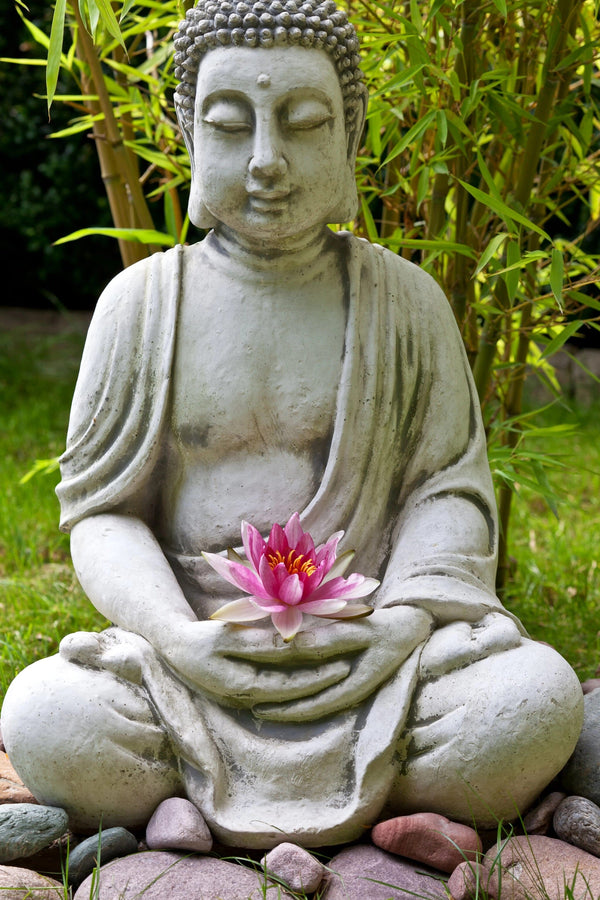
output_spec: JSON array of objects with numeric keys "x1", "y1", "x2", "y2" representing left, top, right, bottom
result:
[
  {"x1": 177, "y1": 102, "x2": 219, "y2": 230},
  {"x1": 328, "y1": 85, "x2": 368, "y2": 225}
]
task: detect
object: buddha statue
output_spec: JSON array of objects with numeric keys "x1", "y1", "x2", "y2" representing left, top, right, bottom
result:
[{"x1": 2, "y1": 0, "x2": 583, "y2": 849}]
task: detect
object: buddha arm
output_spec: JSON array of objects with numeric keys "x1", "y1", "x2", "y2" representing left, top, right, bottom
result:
[{"x1": 70, "y1": 513, "x2": 197, "y2": 646}]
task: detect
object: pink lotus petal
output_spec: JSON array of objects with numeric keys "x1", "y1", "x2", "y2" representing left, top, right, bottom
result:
[
  {"x1": 248, "y1": 595, "x2": 289, "y2": 613},
  {"x1": 202, "y1": 551, "x2": 271, "y2": 599},
  {"x1": 272, "y1": 561, "x2": 290, "y2": 591},
  {"x1": 321, "y1": 548, "x2": 355, "y2": 581},
  {"x1": 315, "y1": 531, "x2": 344, "y2": 569},
  {"x1": 280, "y1": 573, "x2": 304, "y2": 606},
  {"x1": 295, "y1": 531, "x2": 316, "y2": 560},
  {"x1": 258, "y1": 554, "x2": 279, "y2": 597},
  {"x1": 298, "y1": 598, "x2": 348, "y2": 615},
  {"x1": 209, "y1": 598, "x2": 271, "y2": 623},
  {"x1": 241, "y1": 520, "x2": 266, "y2": 570},
  {"x1": 307, "y1": 573, "x2": 380, "y2": 602},
  {"x1": 268, "y1": 522, "x2": 288, "y2": 555},
  {"x1": 283, "y1": 512, "x2": 303, "y2": 548},
  {"x1": 303, "y1": 563, "x2": 326, "y2": 595},
  {"x1": 271, "y1": 607, "x2": 304, "y2": 642},
  {"x1": 226, "y1": 547, "x2": 252, "y2": 568}
]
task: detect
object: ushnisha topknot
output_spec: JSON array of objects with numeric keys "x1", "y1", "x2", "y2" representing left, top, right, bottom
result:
[{"x1": 173, "y1": 0, "x2": 364, "y2": 133}]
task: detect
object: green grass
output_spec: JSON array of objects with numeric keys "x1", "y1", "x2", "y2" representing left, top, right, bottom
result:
[{"x1": 1, "y1": 314, "x2": 599, "y2": 703}]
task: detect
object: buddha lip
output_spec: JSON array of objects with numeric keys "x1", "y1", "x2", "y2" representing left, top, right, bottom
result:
[{"x1": 248, "y1": 189, "x2": 290, "y2": 200}]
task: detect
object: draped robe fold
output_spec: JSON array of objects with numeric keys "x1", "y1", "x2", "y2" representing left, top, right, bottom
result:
[{"x1": 55, "y1": 232, "x2": 525, "y2": 846}]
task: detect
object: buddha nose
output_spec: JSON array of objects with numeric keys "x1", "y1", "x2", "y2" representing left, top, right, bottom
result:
[{"x1": 248, "y1": 121, "x2": 287, "y2": 179}]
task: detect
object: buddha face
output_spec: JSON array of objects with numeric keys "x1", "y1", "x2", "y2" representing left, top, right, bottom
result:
[{"x1": 189, "y1": 46, "x2": 356, "y2": 244}]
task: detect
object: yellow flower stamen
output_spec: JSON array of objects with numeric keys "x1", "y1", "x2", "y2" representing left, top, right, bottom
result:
[{"x1": 267, "y1": 549, "x2": 317, "y2": 577}]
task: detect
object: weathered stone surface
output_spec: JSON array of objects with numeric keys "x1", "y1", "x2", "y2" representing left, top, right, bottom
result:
[
  {"x1": 581, "y1": 679, "x2": 600, "y2": 695},
  {"x1": 484, "y1": 834, "x2": 600, "y2": 900},
  {"x1": 372, "y1": 812, "x2": 481, "y2": 873},
  {"x1": 0, "y1": 753, "x2": 37, "y2": 805},
  {"x1": 321, "y1": 844, "x2": 447, "y2": 899},
  {"x1": 553, "y1": 795, "x2": 600, "y2": 857},
  {"x1": 561, "y1": 690, "x2": 600, "y2": 803},
  {"x1": 0, "y1": 804, "x2": 68, "y2": 863},
  {"x1": 74, "y1": 851, "x2": 295, "y2": 899},
  {"x1": 145, "y1": 797, "x2": 212, "y2": 853},
  {"x1": 262, "y1": 842, "x2": 325, "y2": 893},
  {"x1": 0, "y1": 864, "x2": 63, "y2": 899},
  {"x1": 447, "y1": 860, "x2": 498, "y2": 900},
  {"x1": 523, "y1": 791, "x2": 567, "y2": 835},
  {"x1": 67, "y1": 826, "x2": 139, "y2": 884}
]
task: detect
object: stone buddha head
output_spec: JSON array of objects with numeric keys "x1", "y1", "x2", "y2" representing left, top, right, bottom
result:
[{"x1": 173, "y1": 0, "x2": 368, "y2": 239}]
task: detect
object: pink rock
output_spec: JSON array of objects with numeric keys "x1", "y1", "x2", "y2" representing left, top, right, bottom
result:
[
  {"x1": 484, "y1": 834, "x2": 600, "y2": 900},
  {"x1": 321, "y1": 844, "x2": 447, "y2": 899},
  {"x1": 372, "y1": 812, "x2": 482, "y2": 874},
  {"x1": 0, "y1": 753, "x2": 37, "y2": 806},
  {"x1": 447, "y1": 860, "x2": 498, "y2": 900},
  {"x1": 145, "y1": 797, "x2": 212, "y2": 853},
  {"x1": 262, "y1": 842, "x2": 325, "y2": 893},
  {"x1": 0, "y1": 864, "x2": 63, "y2": 898},
  {"x1": 582, "y1": 679, "x2": 600, "y2": 694},
  {"x1": 523, "y1": 791, "x2": 567, "y2": 835},
  {"x1": 74, "y1": 851, "x2": 295, "y2": 899}
]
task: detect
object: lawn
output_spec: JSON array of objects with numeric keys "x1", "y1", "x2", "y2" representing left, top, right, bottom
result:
[{"x1": 1, "y1": 312, "x2": 599, "y2": 703}]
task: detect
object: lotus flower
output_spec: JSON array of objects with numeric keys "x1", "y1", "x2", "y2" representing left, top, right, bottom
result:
[{"x1": 202, "y1": 512, "x2": 378, "y2": 641}]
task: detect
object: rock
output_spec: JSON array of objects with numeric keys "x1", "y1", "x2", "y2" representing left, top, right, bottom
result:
[
  {"x1": 145, "y1": 797, "x2": 212, "y2": 853},
  {"x1": 262, "y1": 842, "x2": 325, "y2": 893},
  {"x1": 67, "y1": 826, "x2": 139, "y2": 884},
  {"x1": 371, "y1": 812, "x2": 481, "y2": 873},
  {"x1": 0, "y1": 754, "x2": 37, "y2": 805},
  {"x1": 447, "y1": 860, "x2": 498, "y2": 900},
  {"x1": 561, "y1": 690, "x2": 600, "y2": 803},
  {"x1": 581, "y1": 679, "x2": 600, "y2": 695},
  {"x1": 484, "y1": 834, "x2": 600, "y2": 900},
  {"x1": 0, "y1": 804, "x2": 68, "y2": 863},
  {"x1": 553, "y1": 795, "x2": 600, "y2": 857},
  {"x1": 320, "y1": 844, "x2": 447, "y2": 899},
  {"x1": 74, "y1": 851, "x2": 295, "y2": 899},
  {"x1": 523, "y1": 791, "x2": 567, "y2": 835},
  {"x1": 0, "y1": 864, "x2": 63, "y2": 899}
]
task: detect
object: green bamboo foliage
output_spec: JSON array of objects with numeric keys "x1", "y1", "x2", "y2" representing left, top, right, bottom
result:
[{"x1": 5, "y1": 0, "x2": 600, "y2": 590}]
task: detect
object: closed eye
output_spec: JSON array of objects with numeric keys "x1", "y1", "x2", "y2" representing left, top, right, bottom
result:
[
  {"x1": 285, "y1": 98, "x2": 334, "y2": 131},
  {"x1": 203, "y1": 98, "x2": 252, "y2": 134}
]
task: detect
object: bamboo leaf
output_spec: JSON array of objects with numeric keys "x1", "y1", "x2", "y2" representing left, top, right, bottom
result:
[
  {"x1": 474, "y1": 234, "x2": 509, "y2": 276},
  {"x1": 550, "y1": 248, "x2": 565, "y2": 309},
  {"x1": 46, "y1": 0, "x2": 68, "y2": 110},
  {"x1": 491, "y1": 0, "x2": 507, "y2": 16},
  {"x1": 383, "y1": 110, "x2": 437, "y2": 166},
  {"x1": 456, "y1": 179, "x2": 550, "y2": 240},
  {"x1": 94, "y1": 0, "x2": 126, "y2": 46},
  {"x1": 540, "y1": 321, "x2": 584, "y2": 359},
  {"x1": 54, "y1": 227, "x2": 175, "y2": 246}
]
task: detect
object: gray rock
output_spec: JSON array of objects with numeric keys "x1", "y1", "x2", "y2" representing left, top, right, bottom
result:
[
  {"x1": 320, "y1": 844, "x2": 447, "y2": 899},
  {"x1": 67, "y1": 826, "x2": 139, "y2": 884},
  {"x1": 74, "y1": 850, "x2": 295, "y2": 899},
  {"x1": 262, "y1": 842, "x2": 325, "y2": 893},
  {"x1": 553, "y1": 795, "x2": 600, "y2": 857},
  {"x1": 0, "y1": 864, "x2": 63, "y2": 899},
  {"x1": 145, "y1": 797, "x2": 212, "y2": 853},
  {"x1": 523, "y1": 791, "x2": 567, "y2": 835},
  {"x1": 0, "y1": 804, "x2": 68, "y2": 863},
  {"x1": 561, "y1": 690, "x2": 600, "y2": 803}
]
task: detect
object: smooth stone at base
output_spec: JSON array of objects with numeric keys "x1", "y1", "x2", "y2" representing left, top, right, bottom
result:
[
  {"x1": 581, "y1": 679, "x2": 600, "y2": 695},
  {"x1": 484, "y1": 835, "x2": 600, "y2": 900},
  {"x1": 320, "y1": 844, "x2": 447, "y2": 899},
  {"x1": 447, "y1": 861, "x2": 498, "y2": 900},
  {"x1": 522, "y1": 791, "x2": 567, "y2": 835},
  {"x1": 262, "y1": 842, "x2": 325, "y2": 893},
  {"x1": 67, "y1": 826, "x2": 139, "y2": 884},
  {"x1": 371, "y1": 812, "x2": 481, "y2": 873},
  {"x1": 145, "y1": 797, "x2": 212, "y2": 853},
  {"x1": 561, "y1": 690, "x2": 600, "y2": 803},
  {"x1": 0, "y1": 753, "x2": 37, "y2": 806},
  {"x1": 0, "y1": 804, "x2": 68, "y2": 863},
  {"x1": 73, "y1": 851, "x2": 296, "y2": 899},
  {"x1": 553, "y1": 795, "x2": 600, "y2": 857},
  {"x1": 0, "y1": 864, "x2": 63, "y2": 899}
]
